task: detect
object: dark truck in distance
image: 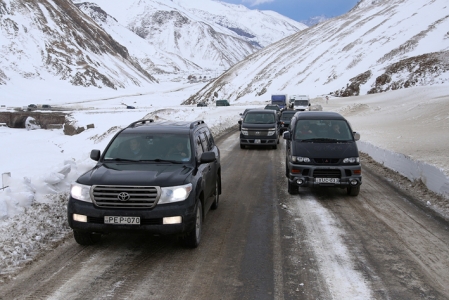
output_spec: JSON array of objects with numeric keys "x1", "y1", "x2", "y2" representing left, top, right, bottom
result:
[
  {"x1": 238, "y1": 109, "x2": 280, "y2": 149},
  {"x1": 283, "y1": 111, "x2": 362, "y2": 195},
  {"x1": 67, "y1": 119, "x2": 221, "y2": 248},
  {"x1": 216, "y1": 99, "x2": 230, "y2": 106}
]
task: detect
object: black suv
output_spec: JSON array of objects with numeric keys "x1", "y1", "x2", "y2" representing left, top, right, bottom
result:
[
  {"x1": 283, "y1": 112, "x2": 361, "y2": 196},
  {"x1": 67, "y1": 119, "x2": 221, "y2": 248},
  {"x1": 238, "y1": 109, "x2": 280, "y2": 149}
]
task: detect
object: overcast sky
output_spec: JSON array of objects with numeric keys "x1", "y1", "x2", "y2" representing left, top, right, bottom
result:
[{"x1": 220, "y1": 0, "x2": 360, "y2": 22}]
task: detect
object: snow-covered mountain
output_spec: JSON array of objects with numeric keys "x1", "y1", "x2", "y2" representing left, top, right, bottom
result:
[
  {"x1": 0, "y1": 0, "x2": 157, "y2": 89},
  {"x1": 73, "y1": 0, "x2": 307, "y2": 71},
  {"x1": 185, "y1": 0, "x2": 449, "y2": 104},
  {"x1": 0, "y1": 0, "x2": 306, "y2": 92}
]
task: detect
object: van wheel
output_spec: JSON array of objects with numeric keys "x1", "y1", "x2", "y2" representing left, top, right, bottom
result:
[
  {"x1": 347, "y1": 185, "x2": 360, "y2": 196},
  {"x1": 183, "y1": 201, "x2": 202, "y2": 248},
  {"x1": 288, "y1": 180, "x2": 298, "y2": 195},
  {"x1": 73, "y1": 230, "x2": 101, "y2": 245}
]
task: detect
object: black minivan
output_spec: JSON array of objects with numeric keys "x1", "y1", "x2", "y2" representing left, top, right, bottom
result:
[
  {"x1": 283, "y1": 111, "x2": 362, "y2": 195},
  {"x1": 239, "y1": 109, "x2": 280, "y2": 149}
]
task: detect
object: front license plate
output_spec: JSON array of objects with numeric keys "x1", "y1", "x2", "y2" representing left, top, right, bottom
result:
[
  {"x1": 315, "y1": 178, "x2": 340, "y2": 184},
  {"x1": 254, "y1": 139, "x2": 261, "y2": 144},
  {"x1": 104, "y1": 216, "x2": 140, "y2": 225}
]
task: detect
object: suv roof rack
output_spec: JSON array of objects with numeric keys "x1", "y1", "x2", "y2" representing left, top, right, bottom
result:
[
  {"x1": 128, "y1": 119, "x2": 154, "y2": 128},
  {"x1": 190, "y1": 120, "x2": 205, "y2": 129}
]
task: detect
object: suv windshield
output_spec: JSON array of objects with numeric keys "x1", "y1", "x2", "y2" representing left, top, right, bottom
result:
[
  {"x1": 294, "y1": 119, "x2": 352, "y2": 141},
  {"x1": 281, "y1": 112, "x2": 295, "y2": 121},
  {"x1": 103, "y1": 133, "x2": 192, "y2": 162},
  {"x1": 244, "y1": 113, "x2": 275, "y2": 124}
]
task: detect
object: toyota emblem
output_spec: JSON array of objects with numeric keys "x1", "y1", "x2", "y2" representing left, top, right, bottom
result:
[{"x1": 117, "y1": 192, "x2": 130, "y2": 201}]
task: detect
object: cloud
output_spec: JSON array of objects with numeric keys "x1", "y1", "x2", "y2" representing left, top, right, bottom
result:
[{"x1": 243, "y1": 0, "x2": 275, "y2": 6}]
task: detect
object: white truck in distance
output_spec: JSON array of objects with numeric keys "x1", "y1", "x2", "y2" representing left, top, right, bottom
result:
[{"x1": 290, "y1": 95, "x2": 310, "y2": 111}]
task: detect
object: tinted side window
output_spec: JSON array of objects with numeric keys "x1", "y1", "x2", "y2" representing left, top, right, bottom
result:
[
  {"x1": 203, "y1": 128, "x2": 215, "y2": 150},
  {"x1": 195, "y1": 136, "x2": 204, "y2": 159}
]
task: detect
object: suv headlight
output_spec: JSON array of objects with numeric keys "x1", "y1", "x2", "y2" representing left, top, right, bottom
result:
[
  {"x1": 241, "y1": 128, "x2": 249, "y2": 135},
  {"x1": 71, "y1": 183, "x2": 93, "y2": 202},
  {"x1": 159, "y1": 183, "x2": 193, "y2": 204},
  {"x1": 267, "y1": 128, "x2": 276, "y2": 136},
  {"x1": 291, "y1": 156, "x2": 310, "y2": 163},
  {"x1": 343, "y1": 157, "x2": 360, "y2": 163}
]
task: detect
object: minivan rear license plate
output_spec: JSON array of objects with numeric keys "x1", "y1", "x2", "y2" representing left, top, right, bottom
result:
[
  {"x1": 254, "y1": 139, "x2": 261, "y2": 144},
  {"x1": 315, "y1": 178, "x2": 340, "y2": 183},
  {"x1": 104, "y1": 216, "x2": 140, "y2": 225}
]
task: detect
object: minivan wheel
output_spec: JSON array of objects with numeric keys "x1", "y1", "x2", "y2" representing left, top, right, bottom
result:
[
  {"x1": 287, "y1": 180, "x2": 298, "y2": 195},
  {"x1": 347, "y1": 185, "x2": 360, "y2": 196},
  {"x1": 211, "y1": 176, "x2": 220, "y2": 210},
  {"x1": 184, "y1": 201, "x2": 202, "y2": 248},
  {"x1": 73, "y1": 230, "x2": 101, "y2": 245}
]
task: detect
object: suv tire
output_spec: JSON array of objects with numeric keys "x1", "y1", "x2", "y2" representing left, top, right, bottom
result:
[
  {"x1": 287, "y1": 180, "x2": 298, "y2": 195},
  {"x1": 183, "y1": 200, "x2": 202, "y2": 248},
  {"x1": 73, "y1": 230, "x2": 101, "y2": 245},
  {"x1": 211, "y1": 176, "x2": 220, "y2": 210},
  {"x1": 347, "y1": 185, "x2": 360, "y2": 196}
]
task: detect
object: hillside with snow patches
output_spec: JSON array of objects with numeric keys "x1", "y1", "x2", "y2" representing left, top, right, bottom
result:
[
  {"x1": 0, "y1": 0, "x2": 306, "y2": 92},
  {"x1": 73, "y1": 0, "x2": 306, "y2": 72},
  {"x1": 185, "y1": 0, "x2": 449, "y2": 105},
  {"x1": 0, "y1": 0, "x2": 157, "y2": 90}
]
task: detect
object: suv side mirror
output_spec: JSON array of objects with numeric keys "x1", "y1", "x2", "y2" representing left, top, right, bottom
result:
[
  {"x1": 238, "y1": 120, "x2": 242, "y2": 125},
  {"x1": 283, "y1": 131, "x2": 291, "y2": 140},
  {"x1": 200, "y1": 151, "x2": 216, "y2": 163},
  {"x1": 90, "y1": 149, "x2": 101, "y2": 161}
]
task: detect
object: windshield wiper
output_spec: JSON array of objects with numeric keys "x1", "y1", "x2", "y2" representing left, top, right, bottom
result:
[
  {"x1": 299, "y1": 138, "x2": 338, "y2": 142},
  {"x1": 140, "y1": 159, "x2": 183, "y2": 164},
  {"x1": 104, "y1": 158, "x2": 140, "y2": 162}
]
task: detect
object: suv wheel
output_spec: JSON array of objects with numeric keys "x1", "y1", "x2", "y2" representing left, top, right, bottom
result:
[
  {"x1": 240, "y1": 144, "x2": 245, "y2": 149},
  {"x1": 287, "y1": 180, "x2": 298, "y2": 195},
  {"x1": 347, "y1": 185, "x2": 360, "y2": 196},
  {"x1": 211, "y1": 176, "x2": 220, "y2": 210},
  {"x1": 183, "y1": 200, "x2": 203, "y2": 248},
  {"x1": 73, "y1": 230, "x2": 101, "y2": 245}
]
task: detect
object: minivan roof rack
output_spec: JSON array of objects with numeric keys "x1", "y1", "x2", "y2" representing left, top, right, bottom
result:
[
  {"x1": 128, "y1": 119, "x2": 154, "y2": 128},
  {"x1": 190, "y1": 120, "x2": 205, "y2": 129}
]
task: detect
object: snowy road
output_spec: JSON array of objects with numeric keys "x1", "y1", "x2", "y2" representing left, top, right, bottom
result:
[{"x1": 0, "y1": 130, "x2": 448, "y2": 299}]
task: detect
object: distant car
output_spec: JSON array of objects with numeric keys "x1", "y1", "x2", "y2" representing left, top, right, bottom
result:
[
  {"x1": 41, "y1": 104, "x2": 51, "y2": 110},
  {"x1": 197, "y1": 102, "x2": 207, "y2": 107},
  {"x1": 126, "y1": 106, "x2": 135, "y2": 109},
  {"x1": 264, "y1": 104, "x2": 281, "y2": 112},
  {"x1": 216, "y1": 100, "x2": 230, "y2": 106},
  {"x1": 27, "y1": 104, "x2": 37, "y2": 111},
  {"x1": 279, "y1": 110, "x2": 296, "y2": 133}
]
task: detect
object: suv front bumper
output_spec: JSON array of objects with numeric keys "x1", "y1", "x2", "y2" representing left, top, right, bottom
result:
[{"x1": 67, "y1": 195, "x2": 197, "y2": 236}]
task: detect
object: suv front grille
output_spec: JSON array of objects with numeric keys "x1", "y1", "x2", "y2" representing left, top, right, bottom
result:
[
  {"x1": 313, "y1": 169, "x2": 341, "y2": 178},
  {"x1": 91, "y1": 185, "x2": 161, "y2": 208}
]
